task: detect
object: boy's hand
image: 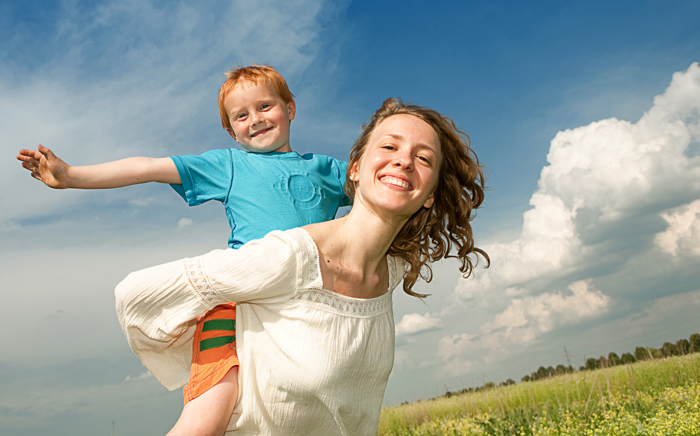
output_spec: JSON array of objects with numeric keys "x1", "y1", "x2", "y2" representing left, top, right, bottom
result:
[{"x1": 17, "y1": 145, "x2": 72, "y2": 189}]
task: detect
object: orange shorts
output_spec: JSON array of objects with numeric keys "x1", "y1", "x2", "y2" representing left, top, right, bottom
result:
[{"x1": 183, "y1": 302, "x2": 239, "y2": 405}]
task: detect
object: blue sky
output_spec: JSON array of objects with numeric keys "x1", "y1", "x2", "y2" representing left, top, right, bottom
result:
[{"x1": 2, "y1": 1, "x2": 700, "y2": 435}]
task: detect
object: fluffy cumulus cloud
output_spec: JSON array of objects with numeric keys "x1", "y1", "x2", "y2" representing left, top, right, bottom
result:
[
  {"x1": 395, "y1": 312, "x2": 442, "y2": 336},
  {"x1": 441, "y1": 63, "x2": 700, "y2": 373},
  {"x1": 455, "y1": 62, "x2": 700, "y2": 305},
  {"x1": 439, "y1": 333, "x2": 475, "y2": 361},
  {"x1": 479, "y1": 280, "x2": 610, "y2": 348},
  {"x1": 655, "y1": 199, "x2": 700, "y2": 258},
  {"x1": 439, "y1": 281, "x2": 608, "y2": 370},
  {"x1": 437, "y1": 334, "x2": 477, "y2": 377}
]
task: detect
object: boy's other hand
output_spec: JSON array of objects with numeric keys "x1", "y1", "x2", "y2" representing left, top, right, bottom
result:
[{"x1": 17, "y1": 145, "x2": 71, "y2": 189}]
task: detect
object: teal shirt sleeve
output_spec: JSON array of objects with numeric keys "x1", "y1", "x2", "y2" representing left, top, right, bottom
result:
[
  {"x1": 335, "y1": 159, "x2": 352, "y2": 207},
  {"x1": 169, "y1": 149, "x2": 234, "y2": 206}
]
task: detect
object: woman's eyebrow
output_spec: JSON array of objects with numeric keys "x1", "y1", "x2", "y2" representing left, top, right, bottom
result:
[
  {"x1": 380, "y1": 133, "x2": 437, "y2": 152},
  {"x1": 378, "y1": 133, "x2": 403, "y2": 141}
]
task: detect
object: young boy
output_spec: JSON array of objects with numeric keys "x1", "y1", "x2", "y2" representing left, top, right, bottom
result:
[{"x1": 17, "y1": 65, "x2": 350, "y2": 435}]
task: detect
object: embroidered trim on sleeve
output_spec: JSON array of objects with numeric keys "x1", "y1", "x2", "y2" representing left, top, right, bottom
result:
[
  {"x1": 184, "y1": 258, "x2": 222, "y2": 305},
  {"x1": 295, "y1": 228, "x2": 324, "y2": 290}
]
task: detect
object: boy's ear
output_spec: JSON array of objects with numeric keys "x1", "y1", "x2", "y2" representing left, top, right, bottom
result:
[
  {"x1": 287, "y1": 100, "x2": 296, "y2": 122},
  {"x1": 227, "y1": 129, "x2": 237, "y2": 141}
]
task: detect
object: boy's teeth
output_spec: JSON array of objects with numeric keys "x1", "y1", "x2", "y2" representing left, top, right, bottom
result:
[{"x1": 251, "y1": 127, "x2": 270, "y2": 137}]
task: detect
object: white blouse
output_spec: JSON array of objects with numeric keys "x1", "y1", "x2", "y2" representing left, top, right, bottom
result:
[{"x1": 115, "y1": 228, "x2": 404, "y2": 435}]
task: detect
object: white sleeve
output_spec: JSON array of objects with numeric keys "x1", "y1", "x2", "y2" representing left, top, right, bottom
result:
[{"x1": 115, "y1": 230, "x2": 299, "y2": 390}]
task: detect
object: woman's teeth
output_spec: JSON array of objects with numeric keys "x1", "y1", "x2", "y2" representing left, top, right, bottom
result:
[{"x1": 382, "y1": 176, "x2": 410, "y2": 189}]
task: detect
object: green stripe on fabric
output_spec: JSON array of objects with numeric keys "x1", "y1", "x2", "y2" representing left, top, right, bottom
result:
[
  {"x1": 202, "y1": 319, "x2": 235, "y2": 332},
  {"x1": 200, "y1": 335, "x2": 236, "y2": 352}
]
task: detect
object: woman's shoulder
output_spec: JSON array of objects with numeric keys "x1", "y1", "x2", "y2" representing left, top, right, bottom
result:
[
  {"x1": 256, "y1": 227, "x2": 316, "y2": 256},
  {"x1": 247, "y1": 227, "x2": 322, "y2": 290}
]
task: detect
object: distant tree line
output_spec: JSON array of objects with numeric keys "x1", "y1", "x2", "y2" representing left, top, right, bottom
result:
[
  {"x1": 441, "y1": 378, "x2": 516, "y2": 400},
  {"x1": 433, "y1": 332, "x2": 700, "y2": 401},
  {"x1": 521, "y1": 333, "x2": 700, "y2": 382}
]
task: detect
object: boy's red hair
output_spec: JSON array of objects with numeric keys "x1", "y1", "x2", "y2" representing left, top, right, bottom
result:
[{"x1": 218, "y1": 64, "x2": 295, "y2": 131}]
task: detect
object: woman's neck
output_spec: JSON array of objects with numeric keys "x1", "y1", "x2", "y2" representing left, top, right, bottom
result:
[{"x1": 305, "y1": 207, "x2": 408, "y2": 299}]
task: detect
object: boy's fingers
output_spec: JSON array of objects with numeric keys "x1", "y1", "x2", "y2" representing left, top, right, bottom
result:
[
  {"x1": 20, "y1": 160, "x2": 39, "y2": 172},
  {"x1": 17, "y1": 149, "x2": 38, "y2": 161},
  {"x1": 38, "y1": 144, "x2": 54, "y2": 158},
  {"x1": 18, "y1": 156, "x2": 39, "y2": 170}
]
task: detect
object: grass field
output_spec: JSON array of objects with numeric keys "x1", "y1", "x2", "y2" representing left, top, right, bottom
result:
[{"x1": 378, "y1": 353, "x2": 700, "y2": 435}]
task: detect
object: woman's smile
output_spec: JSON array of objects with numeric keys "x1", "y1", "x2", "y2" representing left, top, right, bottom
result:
[{"x1": 378, "y1": 174, "x2": 412, "y2": 190}]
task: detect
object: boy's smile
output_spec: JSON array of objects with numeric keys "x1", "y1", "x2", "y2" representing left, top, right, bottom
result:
[{"x1": 224, "y1": 81, "x2": 296, "y2": 153}]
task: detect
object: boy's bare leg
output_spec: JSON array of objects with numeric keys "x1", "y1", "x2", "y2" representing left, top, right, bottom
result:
[{"x1": 167, "y1": 366, "x2": 239, "y2": 436}]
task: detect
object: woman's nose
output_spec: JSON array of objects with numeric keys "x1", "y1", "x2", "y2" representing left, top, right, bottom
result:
[{"x1": 392, "y1": 151, "x2": 413, "y2": 169}]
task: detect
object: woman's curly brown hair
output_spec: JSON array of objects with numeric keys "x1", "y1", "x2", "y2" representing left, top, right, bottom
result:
[{"x1": 346, "y1": 98, "x2": 489, "y2": 298}]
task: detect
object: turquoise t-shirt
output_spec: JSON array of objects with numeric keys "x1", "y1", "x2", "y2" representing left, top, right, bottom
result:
[{"x1": 170, "y1": 148, "x2": 350, "y2": 248}]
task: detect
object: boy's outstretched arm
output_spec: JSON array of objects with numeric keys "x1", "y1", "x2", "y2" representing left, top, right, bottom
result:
[{"x1": 17, "y1": 144, "x2": 181, "y2": 189}]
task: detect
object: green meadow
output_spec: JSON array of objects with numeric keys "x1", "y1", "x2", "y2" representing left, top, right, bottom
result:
[{"x1": 378, "y1": 353, "x2": 700, "y2": 435}]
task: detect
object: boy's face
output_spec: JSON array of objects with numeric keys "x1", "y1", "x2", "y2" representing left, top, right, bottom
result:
[{"x1": 224, "y1": 81, "x2": 296, "y2": 153}]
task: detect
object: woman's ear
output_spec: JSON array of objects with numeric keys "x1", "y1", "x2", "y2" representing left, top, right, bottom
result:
[
  {"x1": 349, "y1": 162, "x2": 359, "y2": 182},
  {"x1": 423, "y1": 193, "x2": 434, "y2": 208}
]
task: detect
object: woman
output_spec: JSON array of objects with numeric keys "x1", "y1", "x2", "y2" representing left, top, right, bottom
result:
[{"x1": 116, "y1": 98, "x2": 488, "y2": 435}]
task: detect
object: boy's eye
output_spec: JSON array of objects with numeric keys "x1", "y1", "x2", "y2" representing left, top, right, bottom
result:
[
  {"x1": 260, "y1": 103, "x2": 270, "y2": 110},
  {"x1": 237, "y1": 113, "x2": 247, "y2": 119}
]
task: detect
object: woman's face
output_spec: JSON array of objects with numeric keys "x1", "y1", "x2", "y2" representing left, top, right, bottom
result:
[{"x1": 350, "y1": 114, "x2": 441, "y2": 218}]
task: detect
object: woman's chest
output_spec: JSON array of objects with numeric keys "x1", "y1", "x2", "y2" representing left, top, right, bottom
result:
[{"x1": 240, "y1": 302, "x2": 395, "y2": 394}]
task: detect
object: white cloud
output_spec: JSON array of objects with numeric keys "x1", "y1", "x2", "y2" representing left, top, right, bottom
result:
[
  {"x1": 655, "y1": 199, "x2": 700, "y2": 258},
  {"x1": 480, "y1": 280, "x2": 610, "y2": 346},
  {"x1": 441, "y1": 357, "x2": 475, "y2": 378},
  {"x1": 453, "y1": 62, "x2": 700, "y2": 305},
  {"x1": 177, "y1": 217, "x2": 194, "y2": 229},
  {"x1": 438, "y1": 281, "x2": 609, "y2": 371},
  {"x1": 395, "y1": 312, "x2": 442, "y2": 336},
  {"x1": 438, "y1": 333, "x2": 475, "y2": 361},
  {"x1": 437, "y1": 281, "x2": 610, "y2": 361},
  {"x1": 124, "y1": 371, "x2": 154, "y2": 382}
]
